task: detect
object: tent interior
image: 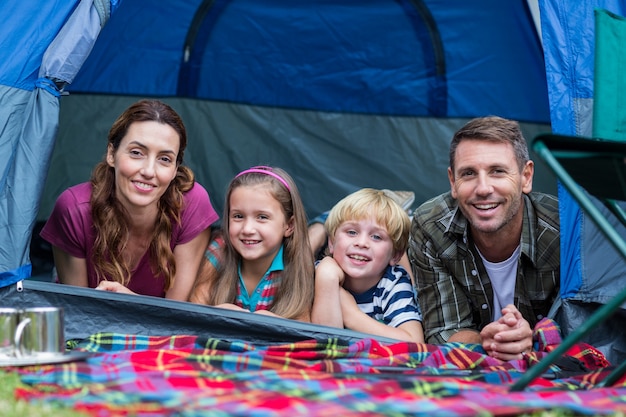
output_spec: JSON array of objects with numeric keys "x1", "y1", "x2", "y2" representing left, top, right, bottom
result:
[{"x1": 2, "y1": 0, "x2": 626, "y2": 414}]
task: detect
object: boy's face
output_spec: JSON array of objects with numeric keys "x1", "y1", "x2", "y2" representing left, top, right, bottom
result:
[{"x1": 328, "y1": 218, "x2": 399, "y2": 293}]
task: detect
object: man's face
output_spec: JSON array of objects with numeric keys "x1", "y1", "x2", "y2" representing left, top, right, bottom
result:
[{"x1": 448, "y1": 139, "x2": 533, "y2": 236}]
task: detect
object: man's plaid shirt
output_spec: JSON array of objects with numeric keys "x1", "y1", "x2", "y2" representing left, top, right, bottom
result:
[{"x1": 408, "y1": 192, "x2": 560, "y2": 344}]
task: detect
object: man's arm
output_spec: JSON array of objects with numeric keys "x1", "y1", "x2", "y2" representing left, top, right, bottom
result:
[{"x1": 408, "y1": 216, "x2": 477, "y2": 344}]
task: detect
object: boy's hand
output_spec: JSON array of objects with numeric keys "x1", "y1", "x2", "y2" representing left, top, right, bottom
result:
[{"x1": 316, "y1": 256, "x2": 345, "y2": 286}]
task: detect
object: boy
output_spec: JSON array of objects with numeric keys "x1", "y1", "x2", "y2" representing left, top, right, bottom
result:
[{"x1": 311, "y1": 188, "x2": 424, "y2": 343}]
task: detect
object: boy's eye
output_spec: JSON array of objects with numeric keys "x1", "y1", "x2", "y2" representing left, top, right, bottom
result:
[
  {"x1": 346, "y1": 230, "x2": 357, "y2": 236},
  {"x1": 371, "y1": 234, "x2": 382, "y2": 241}
]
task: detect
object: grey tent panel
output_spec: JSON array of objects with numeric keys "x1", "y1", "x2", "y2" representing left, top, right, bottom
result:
[
  {"x1": 38, "y1": 95, "x2": 556, "y2": 223},
  {"x1": 1, "y1": 280, "x2": 398, "y2": 345}
]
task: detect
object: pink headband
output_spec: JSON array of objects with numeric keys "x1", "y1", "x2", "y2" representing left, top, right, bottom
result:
[{"x1": 235, "y1": 166, "x2": 291, "y2": 191}]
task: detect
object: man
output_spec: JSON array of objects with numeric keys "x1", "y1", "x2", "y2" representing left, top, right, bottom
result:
[{"x1": 408, "y1": 116, "x2": 559, "y2": 361}]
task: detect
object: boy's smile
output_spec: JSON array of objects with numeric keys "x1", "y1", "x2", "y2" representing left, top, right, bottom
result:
[{"x1": 328, "y1": 218, "x2": 398, "y2": 294}]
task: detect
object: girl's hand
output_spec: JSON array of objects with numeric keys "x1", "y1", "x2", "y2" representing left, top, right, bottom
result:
[
  {"x1": 214, "y1": 303, "x2": 248, "y2": 311},
  {"x1": 95, "y1": 281, "x2": 136, "y2": 295}
]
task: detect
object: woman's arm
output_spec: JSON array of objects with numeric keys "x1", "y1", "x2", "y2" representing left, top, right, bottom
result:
[
  {"x1": 166, "y1": 227, "x2": 212, "y2": 301},
  {"x1": 51, "y1": 246, "x2": 88, "y2": 287},
  {"x1": 188, "y1": 253, "x2": 217, "y2": 304}
]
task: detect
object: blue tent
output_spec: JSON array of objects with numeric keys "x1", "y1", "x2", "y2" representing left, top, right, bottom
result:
[
  {"x1": 0, "y1": 0, "x2": 120, "y2": 287},
  {"x1": 539, "y1": 0, "x2": 626, "y2": 364},
  {"x1": 2, "y1": 0, "x2": 561, "y2": 344},
  {"x1": 37, "y1": 0, "x2": 555, "y2": 229}
]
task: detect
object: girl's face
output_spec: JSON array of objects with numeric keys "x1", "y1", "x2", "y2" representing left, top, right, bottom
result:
[
  {"x1": 228, "y1": 184, "x2": 294, "y2": 270},
  {"x1": 107, "y1": 121, "x2": 179, "y2": 214}
]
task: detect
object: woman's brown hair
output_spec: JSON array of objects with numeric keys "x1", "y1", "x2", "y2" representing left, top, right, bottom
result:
[{"x1": 90, "y1": 99, "x2": 194, "y2": 289}]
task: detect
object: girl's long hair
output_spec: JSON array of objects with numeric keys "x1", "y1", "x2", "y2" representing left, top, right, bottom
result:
[
  {"x1": 206, "y1": 166, "x2": 314, "y2": 320},
  {"x1": 90, "y1": 99, "x2": 194, "y2": 290}
]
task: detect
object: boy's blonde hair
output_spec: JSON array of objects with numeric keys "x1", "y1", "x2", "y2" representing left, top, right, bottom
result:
[{"x1": 325, "y1": 188, "x2": 411, "y2": 254}]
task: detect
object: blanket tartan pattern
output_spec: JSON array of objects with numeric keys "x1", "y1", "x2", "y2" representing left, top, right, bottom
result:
[{"x1": 12, "y1": 318, "x2": 626, "y2": 416}]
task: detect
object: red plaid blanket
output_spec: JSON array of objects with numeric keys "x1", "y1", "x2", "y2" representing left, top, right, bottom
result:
[{"x1": 11, "y1": 318, "x2": 626, "y2": 416}]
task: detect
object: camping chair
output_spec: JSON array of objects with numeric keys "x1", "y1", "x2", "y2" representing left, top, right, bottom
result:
[{"x1": 510, "y1": 134, "x2": 626, "y2": 391}]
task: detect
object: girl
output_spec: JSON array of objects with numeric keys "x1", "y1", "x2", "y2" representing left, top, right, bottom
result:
[
  {"x1": 40, "y1": 99, "x2": 219, "y2": 300},
  {"x1": 190, "y1": 166, "x2": 314, "y2": 321}
]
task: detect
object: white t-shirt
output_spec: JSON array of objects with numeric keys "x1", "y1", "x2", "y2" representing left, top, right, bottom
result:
[{"x1": 477, "y1": 245, "x2": 521, "y2": 321}]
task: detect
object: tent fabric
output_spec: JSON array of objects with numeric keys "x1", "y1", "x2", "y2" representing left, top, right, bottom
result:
[
  {"x1": 36, "y1": 0, "x2": 557, "y2": 228},
  {"x1": 593, "y1": 8, "x2": 626, "y2": 141},
  {"x1": 0, "y1": 0, "x2": 116, "y2": 285},
  {"x1": 0, "y1": 85, "x2": 59, "y2": 287},
  {"x1": 539, "y1": 0, "x2": 626, "y2": 365},
  {"x1": 70, "y1": 0, "x2": 549, "y2": 121},
  {"x1": 0, "y1": 280, "x2": 393, "y2": 345}
]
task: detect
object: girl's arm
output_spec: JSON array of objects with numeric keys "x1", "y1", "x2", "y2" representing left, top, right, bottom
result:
[
  {"x1": 339, "y1": 289, "x2": 424, "y2": 343},
  {"x1": 310, "y1": 256, "x2": 344, "y2": 327},
  {"x1": 166, "y1": 227, "x2": 212, "y2": 301},
  {"x1": 51, "y1": 246, "x2": 88, "y2": 287}
]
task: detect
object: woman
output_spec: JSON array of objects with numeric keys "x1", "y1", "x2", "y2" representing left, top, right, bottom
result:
[{"x1": 40, "y1": 99, "x2": 218, "y2": 300}]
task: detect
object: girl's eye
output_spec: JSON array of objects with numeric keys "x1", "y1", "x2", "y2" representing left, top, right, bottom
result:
[
  {"x1": 258, "y1": 214, "x2": 269, "y2": 221},
  {"x1": 231, "y1": 213, "x2": 243, "y2": 220}
]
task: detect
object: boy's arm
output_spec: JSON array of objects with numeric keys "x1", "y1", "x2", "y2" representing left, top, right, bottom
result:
[
  {"x1": 311, "y1": 257, "x2": 344, "y2": 327},
  {"x1": 339, "y1": 289, "x2": 423, "y2": 343}
]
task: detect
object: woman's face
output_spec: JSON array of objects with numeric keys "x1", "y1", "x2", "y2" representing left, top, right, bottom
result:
[{"x1": 107, "y1": 120, "x2": 180, "y2": 214}]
